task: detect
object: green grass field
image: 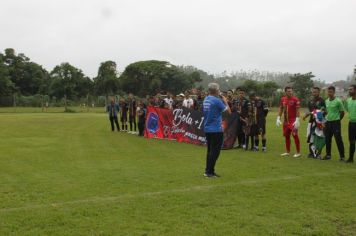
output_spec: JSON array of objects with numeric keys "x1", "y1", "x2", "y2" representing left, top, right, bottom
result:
[{"x1": 0, "y1": 108, "x2": 356, "y2": 235}]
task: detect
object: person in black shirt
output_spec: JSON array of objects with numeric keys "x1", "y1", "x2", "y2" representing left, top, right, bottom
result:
[
  {"x1": 137, "y1": 101, "x2": 147, "y2": 136},
  {"x1": 233, "y1": 89, "x2": 249, "y2": 149},
  {"x1": 303, "y1": 87, "x2": 326, "y2": 158},
  {"x1": 249, "y1": 93, "x2": 269, "y2": 151},
  {"x1": 227, "y1": 90, "x2": 234, "y2": 109},
  {"x1": 128, "y1": 93, "x2": 137, "y2": 134},
  {"x1": 119, "y1": 98, "x2": 128, "y2": 131},
  {"x1": 195, "y1": 92, "x2": 206, "y2": 111}
]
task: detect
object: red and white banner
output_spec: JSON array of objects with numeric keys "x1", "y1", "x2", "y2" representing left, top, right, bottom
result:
[{"x1": 144, "y1": 106, "x2": 238, "y2": 149}]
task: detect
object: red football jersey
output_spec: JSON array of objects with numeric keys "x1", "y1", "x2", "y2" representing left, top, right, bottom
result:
[{"x1": 280, "y1": 96, "x2": 300, "y2": 123}]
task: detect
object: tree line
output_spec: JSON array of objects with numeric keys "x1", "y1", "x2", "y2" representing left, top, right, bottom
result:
[{"x1": 1, "y1": 47, "x2": 347, "y2": 107}]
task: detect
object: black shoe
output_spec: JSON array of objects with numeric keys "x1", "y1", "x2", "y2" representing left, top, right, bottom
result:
[
  {"x1": 339, "y1": 158, "x2": 346, "y2": 162},
  {"x1": 307, "y1": 154, "x2": 314, "y2": 158},
  {"x1": 346, "y1": 159, "x2": 354, "y2": 163},
  {"x1": 322, "y1": 155, "x2": 331, "y2": 160},
  {"x1": 213, "y1": 173, "x2": 221, "y2": 178}
]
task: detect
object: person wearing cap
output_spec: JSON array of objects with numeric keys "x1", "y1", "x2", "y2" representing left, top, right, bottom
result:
[
  {"x1": 203, "y1": 83, "x2": 231, "y2": 178},
  {"x1": 107, "y1": 99, "x2": 120, "y2": 132},
  {"x1": 173, "y1": 93, "x2": 185, "y2": 109}
]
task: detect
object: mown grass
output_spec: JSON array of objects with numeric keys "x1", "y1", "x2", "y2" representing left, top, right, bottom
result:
[{"x1": 0, "y1": 109, "x2": 355, "y2": 235}]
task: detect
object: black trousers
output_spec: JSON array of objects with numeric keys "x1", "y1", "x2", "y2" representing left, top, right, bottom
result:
[
  {"x1": 236, "y1": 121, "x2": 245, "y2": 147},
  {"x1": 129, "y1": 115, "x2": 137, "y2": 132},
  {"x1": 109, "y1": 116, "x2": 120, "y2": 131},
  {"x1": 325, "y1": 120, "x2": 344, "y2": 158},
  {"x1": 205, "y1": 132, "x2": 224, "y2": 175},
  {"x1": 138, "y1": 121, "x2": 145, "y2": 136},
  {"x1": 349, "y1": 122, "x2": 356, "y2": 160}
]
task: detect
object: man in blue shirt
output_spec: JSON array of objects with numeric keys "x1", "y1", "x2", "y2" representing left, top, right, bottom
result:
[
  {"x1": 203, "y1": 83, "x2": 231, "y2": 177},
  {"x1": 107, "y1": 99, "x2": 120, "y2": 131}
]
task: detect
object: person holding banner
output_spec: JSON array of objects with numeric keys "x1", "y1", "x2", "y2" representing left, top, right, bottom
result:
[{"x1": 203, "y1": 83, "x2": 231, "y2": 178}]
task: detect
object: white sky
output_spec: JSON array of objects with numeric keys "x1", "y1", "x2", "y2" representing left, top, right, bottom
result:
[{"x1": 1, "y1": 0, "x2": 355, "y2": 82}]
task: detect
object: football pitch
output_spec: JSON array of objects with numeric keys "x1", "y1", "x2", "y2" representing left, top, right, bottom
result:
[{"x1": 0, "y1": 108, "x2": 356, "y2": 235}]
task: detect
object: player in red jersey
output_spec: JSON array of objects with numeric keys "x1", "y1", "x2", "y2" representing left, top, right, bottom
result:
[{"x1": 276, "y1": 86, "x2": 301, "y2": 157}]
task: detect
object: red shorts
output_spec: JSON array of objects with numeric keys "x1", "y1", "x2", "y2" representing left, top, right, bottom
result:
[{"x1": 283, "y1": 122, "x2": 298, "y2": 137}]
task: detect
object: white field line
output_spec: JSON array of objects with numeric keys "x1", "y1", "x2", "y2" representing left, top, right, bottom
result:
[{"x1": 1, "y1": 169, "x2": 355, "y2": 214}]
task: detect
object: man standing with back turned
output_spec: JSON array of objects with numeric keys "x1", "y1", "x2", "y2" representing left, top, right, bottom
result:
[{"x1": 203, "y1": 83, "x2": 231, "y2": 178}]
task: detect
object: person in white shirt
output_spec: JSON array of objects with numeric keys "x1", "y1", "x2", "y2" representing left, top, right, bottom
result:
[
  {"x1": 164, "y1": 93, "x2": 173, "y2": 109},
  {"x1": 183, "y1": 91, "x2": 194, "y2": 109}
]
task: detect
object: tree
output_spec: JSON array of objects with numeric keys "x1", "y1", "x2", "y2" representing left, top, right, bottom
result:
[
  {"x1": 2, "y1": 48, "x2": 50, "y2": 96},
  {"x1": 260, "y1": 81, "x2": 279, "y2": 98},
  {"x1": 289, "y1": 72, "x2": 315, "y2": 104},
  {"x1": 49, "y1": 62, "x2": 92, "y2": 99},
  {"x1": 0, "y1": 53, "x2": 15, "y2": 96},
  {"x1": 242, "y1": 79, "x2": 262, "y2": 95},
  {"x1": 119, "y1": 60, "x2": 193, "y2": 96},
  {"x1": 93, "y1": 61, "x2": 120, "y2": 97}
]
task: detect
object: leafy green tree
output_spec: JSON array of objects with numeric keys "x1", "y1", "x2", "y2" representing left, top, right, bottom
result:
[
  {"x1": 242, "y1": 79, "x2": 262, "y2": 95},
  {"x1": 0, "y1": 53, "x2": 15, "y2": 96},
  {"x1": 289, "y1": 72, "x2": 315, "y2": 103},
  {"x1": 93, "y1": 61, "x2": 120, "y2": 97},
  {"x1": 260, "y1": 81, "x2": 279, "y2": 98},
  {"x1": 2, "y1": 48, "x2": 50, "y2": 96},
  {"x1": 120, "y1": 60, "x2": 193, "y2": 96},
  {"x1": 50, "y1": 62, "x2": 92, "y2": 99}
]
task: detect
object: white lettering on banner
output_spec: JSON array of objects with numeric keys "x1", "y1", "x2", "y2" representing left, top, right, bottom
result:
[
  {"x1": 171, "y1": 126, "x2": 185, "y2": 134},
  {"x1": 197, "y1": 117, "x2": 204, "y2": 130},
  {"x1": 184, "y1": 132, "x2": 198, "y2": 140},
  {"x1": 172, "y1": 109, "x2": 193, "y2": 127},
  {"x1": 198, "y1": 136, "x2": 206, "y2": 142},
  {"x1": 173, "y1": 109, "x2": 204, "y2": 130}
]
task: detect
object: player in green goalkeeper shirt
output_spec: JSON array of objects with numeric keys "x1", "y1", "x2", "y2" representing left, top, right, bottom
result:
[{"x1": 345, "y1": 85, "x2": 356, "y2": 163}]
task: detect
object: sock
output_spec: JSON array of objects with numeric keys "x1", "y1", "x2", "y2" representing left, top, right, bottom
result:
[
  {"x1": 308, "y1": 143, "x2": 313, "y2": 155},
  {"x1": 262, "y1": 139, "x2": 266, "y2": 148},
  {"x1": 293, "y1": 133, "x2": 300, "y2": 153},
  {"x1": 255, "y1": 138, "x2": 259, "y2": 148},
  {"x1": 251, "y1": 136, "x2": 254, "y2": 149},
  {"x1": 245, "y1": 135, "x2": 249, "y2": 149},
  {"x1": 285, "y1": 135, "x2": 291, "y2": 153},
  {"x1": 350, "y1": 142, "x2": 355, "y2": 160}
]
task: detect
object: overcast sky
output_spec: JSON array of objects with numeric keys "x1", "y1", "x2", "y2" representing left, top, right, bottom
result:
[{"x1": 1, "y1": 0, "x2": 355, "y2": 82}]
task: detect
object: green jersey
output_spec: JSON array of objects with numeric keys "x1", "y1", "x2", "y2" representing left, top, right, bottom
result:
[
  {"x1": 325, "y1": 97, "x2": 344, "y2": 121},
  {"x1": 345, "y1": 97, "x2": 356, "y2": 122}
]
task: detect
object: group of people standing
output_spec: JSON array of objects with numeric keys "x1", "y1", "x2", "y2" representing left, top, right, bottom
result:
[
  {"x1": 202, "y1": 83, "x2": 356, "y2": 178},
  {"x1": 106, "y1": 93, "x2": 147, "y2": 136},
  {"x1": 276, "y1": 85, "x2": 356, "y2": 163},
  {"x1": 105, "y1": 83, "x2": 356, "y2": 178}
]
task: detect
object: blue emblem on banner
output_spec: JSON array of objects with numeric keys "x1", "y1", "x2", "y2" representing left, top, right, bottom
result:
[{"x1": 147, "y1": 112, "x2": 159, "y2": 134}]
